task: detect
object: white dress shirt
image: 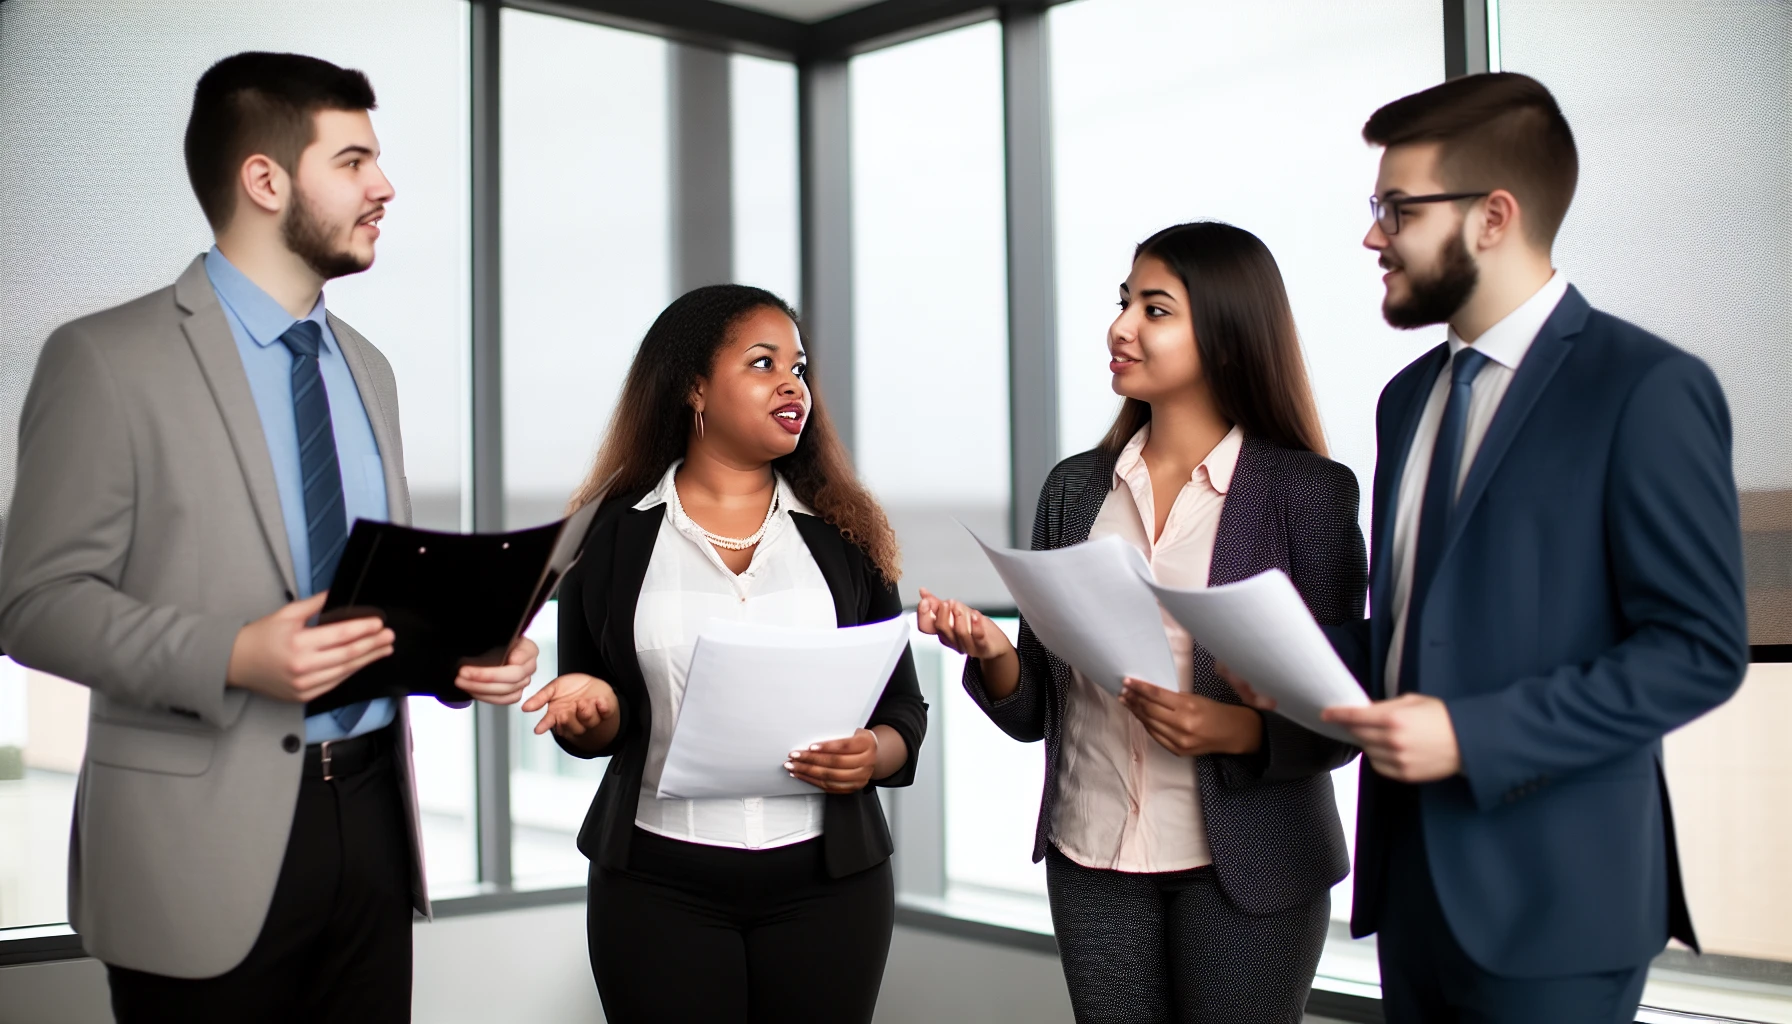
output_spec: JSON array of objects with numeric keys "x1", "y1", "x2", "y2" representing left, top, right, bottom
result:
[
  {"x1": 1384, "y1": 272, "x2": 1570, "y2": 695},
  {"x1": 1053, "y1": 425, "x2": 1244, "y2": 872},
  {"x1": 631, "y1": 462, "x2": 837, "y2": 850}
]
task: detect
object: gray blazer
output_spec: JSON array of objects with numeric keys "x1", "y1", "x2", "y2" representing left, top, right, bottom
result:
[{"x1": 0, "y1": 256, "x2": 428, "y2": 979}]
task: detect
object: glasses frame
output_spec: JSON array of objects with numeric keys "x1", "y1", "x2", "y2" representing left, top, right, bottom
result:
[{"x1": 1369, "y1": 192, "x2": 1491, "y2": 235}]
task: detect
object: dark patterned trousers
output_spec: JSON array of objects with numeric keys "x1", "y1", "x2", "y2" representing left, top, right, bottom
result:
[{"x1": 1045, "y1": 845, "x2": 1330, "y2": 1024}]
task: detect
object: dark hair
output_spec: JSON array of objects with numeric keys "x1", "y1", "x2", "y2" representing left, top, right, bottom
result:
[
  {"x1": 184, "y1": 52, "x2": 377, "y2": 230},
  {"x1": 569, "y1": 285, "x2": 901, "y2": 581},
  {"x1": 1363, "y1": 72, "x2": 1578, "y2": 247},
  {"x1": 1100, "y1": 222, "x2": 1327, "y2": 458}
]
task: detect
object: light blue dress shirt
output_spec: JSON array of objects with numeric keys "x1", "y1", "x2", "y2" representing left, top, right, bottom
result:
[{"x1": 205, "y1": 247, "x2": 396, "y2": 743}]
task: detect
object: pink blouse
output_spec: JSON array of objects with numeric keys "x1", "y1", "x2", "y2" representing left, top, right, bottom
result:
[{"x1": 1051, "y1": 424, "x2": 1243, "y2": 873}]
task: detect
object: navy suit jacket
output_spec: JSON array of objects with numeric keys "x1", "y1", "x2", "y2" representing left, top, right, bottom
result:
[{"x1": 1326, "y1": 285, "x2": 1747, "y2": 977}]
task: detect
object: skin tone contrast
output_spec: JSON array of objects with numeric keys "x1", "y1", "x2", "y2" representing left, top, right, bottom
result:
[
  {"x1": 1223, "y1": 140, "x2": 1558, "y2": 784},
  {"x1": 918, "y1": 254, "x2": 1263, "y2": 759},
  {"x1": 523, "y1": 308, "x2": 909, "y2": 793},
  {"x1": 222, "y1": 108, "x2": 538, "y2": 707}
]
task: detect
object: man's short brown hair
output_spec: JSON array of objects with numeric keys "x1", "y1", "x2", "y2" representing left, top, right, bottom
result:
[
  {"x1": 1363, "y1": 72, "x2": 1578, "y2": 248},
  {"x1": 184, "y1": 52, "x2": 377, "y2": 230}
]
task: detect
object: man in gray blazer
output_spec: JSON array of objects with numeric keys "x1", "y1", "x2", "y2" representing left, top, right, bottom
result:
[{"x1": 0, "y1": 52, "x2": 536, "y2": 1021}]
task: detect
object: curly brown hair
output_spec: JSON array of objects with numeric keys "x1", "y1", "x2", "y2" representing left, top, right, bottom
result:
[{"x1": 567, "y1": 285, "x2": 901, "y2": 582}]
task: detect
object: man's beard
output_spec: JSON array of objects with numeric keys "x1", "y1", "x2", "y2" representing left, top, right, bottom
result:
[
  {"x1": 282, "y1": 188, "x2": 372, "y2": 281},
  {"x1": 1382, "y1": 226, "x2": 1478, "y2": 329}
]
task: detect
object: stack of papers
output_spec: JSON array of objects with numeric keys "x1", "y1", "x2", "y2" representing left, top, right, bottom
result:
[
  {"x1": 967, "y1": 530, "x2": 1178, "y2": 695},
  {"x1": 656, "y1": 615, "x2": 913, "y2": 800}
]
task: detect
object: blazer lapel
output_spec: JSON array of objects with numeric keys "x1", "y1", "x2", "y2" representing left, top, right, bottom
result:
[
  {"x1": 792, "y1": 512, "x2": 859, "y2": 626},
  {"x1": 1368, "y1": 346, "x2": 1447, "y2": 696},
  {"x1": 173, "y1": 256, "x2": 299, "y2": 597},
  {"x1": 1371, "y1": 345, "x2": 1447, "y2": 605},
  {"x1": 1442, "y1": 287, "x2": 1591, "y2": 554},
  {"x1": 1207, "y1": 437, "x2": 1271, "y2": 588},
  {"x1": 606, "y1": 503, "x2": 663, "y2": 691},
  {"x1": 329, "y1": 313, "x2": 410, "y2": 526}
]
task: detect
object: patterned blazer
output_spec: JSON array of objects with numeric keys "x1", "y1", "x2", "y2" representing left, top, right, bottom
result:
[{"x1": 964, "y1": 434, "x2": 1368, "y2": 915}]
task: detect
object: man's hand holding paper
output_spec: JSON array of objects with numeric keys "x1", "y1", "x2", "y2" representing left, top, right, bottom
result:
[{"x1": 1144, "y1": 569, "x2": 1369, "y2": 744}]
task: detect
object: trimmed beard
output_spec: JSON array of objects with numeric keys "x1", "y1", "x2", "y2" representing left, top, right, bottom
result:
[
  {"x1": 282, "y1": 187, "x2": 371, "y2": 281},
  {"x1": 1383, "y1": 225, "x2": 1478, "y2": 329}
]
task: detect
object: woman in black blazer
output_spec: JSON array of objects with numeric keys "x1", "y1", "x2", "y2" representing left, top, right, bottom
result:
[
  {"x1": 523, "y1": 285, "x2": 926, "y2": 1024},
  {"x1": 920, "y1": 222, "x2": 1367, "y2": 1024}
]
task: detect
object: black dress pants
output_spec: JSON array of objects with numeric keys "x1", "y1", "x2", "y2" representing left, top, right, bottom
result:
[
  {"x1": 107, "y1": 740, "x2": 415, "y2": 1024},
  {"x1": 1375, "y1": 786, "x2": 1651, "y2": 1024},
  {"x1": 587, "y1": 826, "x2": 895, "y2": 1024},
  {"x1": 1045, "y1": 846, "x2": 1330, "y2": 1024}
]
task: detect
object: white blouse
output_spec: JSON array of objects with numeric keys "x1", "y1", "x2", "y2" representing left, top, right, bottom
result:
[{"x1": 631, "y1": 462, "x2": 839, "y2": 850}]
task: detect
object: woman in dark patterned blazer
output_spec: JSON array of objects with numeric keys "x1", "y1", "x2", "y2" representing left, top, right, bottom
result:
[{"x1": 918, "y1": 221, "x2": 1367, "y2": 1024}]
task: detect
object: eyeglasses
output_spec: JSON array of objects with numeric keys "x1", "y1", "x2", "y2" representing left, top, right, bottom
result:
[{"x1": 1369, "y1": 192, "x2": 1490, "y2": 235}]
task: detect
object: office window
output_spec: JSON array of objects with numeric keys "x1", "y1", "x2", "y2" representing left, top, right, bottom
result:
[
  {"x1": 0, "y1": 0, "x2": 477, "y2": 923},
  {"x1": 850, "y1": 20, "x2": 1013, "y2": 609},
  {"x1": 1500, "y1": 0, "x2": 1792, "y2": 977},
  {"x1": 501, "y1": 10, "x2": 670, "y2": 886},
  {"x1": 731, "y1": 54, "x2": 801, "y2": 306}
]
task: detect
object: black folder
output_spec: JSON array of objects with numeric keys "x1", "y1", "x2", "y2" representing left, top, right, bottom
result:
[{"x1": 304, "y1": 495, "x2": 604, "y2": 716}]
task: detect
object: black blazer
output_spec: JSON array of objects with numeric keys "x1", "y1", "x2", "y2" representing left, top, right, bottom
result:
[
  {"x1": 965, "y1": 435, "x2": 1367, "y2": 915},
  {"x1": 555, "y1": 488, "x2": 929, "y2": 879}
]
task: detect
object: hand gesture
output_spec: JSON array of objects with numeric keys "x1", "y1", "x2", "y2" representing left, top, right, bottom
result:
[
  {"x1": 456, "y1": 636, "x2": 539, "y2": 705},
  {"x1": 916, "y1": 588, "x2": 1014, "y2": 661},
  {"x1": 786, "y1": 728, "x2": 879, "y2": 794},
  {"x1": 1118, "y1": 677, "x2": 1263, "y2": 757},
  {"x1": 227, "y1": 592, "x2": 395, "y2": 703},
  {"x1": 522, "y1": 673, "x2": 620, "y2": 753}
]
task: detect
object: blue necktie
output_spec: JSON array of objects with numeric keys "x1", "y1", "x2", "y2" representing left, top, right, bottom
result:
[
  {"x1": 1398, "y1": 346, "x2": 1490, "y2": 695},
  {"x1": 278, "y1": 320, "x2": 365, "y2": 732}
]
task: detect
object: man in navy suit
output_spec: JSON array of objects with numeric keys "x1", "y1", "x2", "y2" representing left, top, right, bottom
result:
[{"x1": 1234, "y1": 73, "x2": 1746, "y2": 1022}]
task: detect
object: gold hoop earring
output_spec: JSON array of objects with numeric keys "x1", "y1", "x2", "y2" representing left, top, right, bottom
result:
[{"x1": 693, "y1": 409, "x2": 705, "y2": 439}]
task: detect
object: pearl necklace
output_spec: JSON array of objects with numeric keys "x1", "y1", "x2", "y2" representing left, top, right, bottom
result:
[{"x1": 673, "y1": 484, "x2": 781, "y2": 551}]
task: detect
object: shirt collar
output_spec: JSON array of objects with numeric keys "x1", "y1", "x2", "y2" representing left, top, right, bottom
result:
[
  {"x1": 1112, "y1": 423, "x2": 1245, "y2": 496},
  {"x1": 1446, "y1": 271, "x2": 1569, "y2": 371},
  {"x1": 204, "y1": 245, "x2": 332, "y2": 352},
  {"x1": 632, "y1": 460, "x2": 813, "y2": 515}
]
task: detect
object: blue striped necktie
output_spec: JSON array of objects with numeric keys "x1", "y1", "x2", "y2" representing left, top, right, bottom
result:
[
  {"x1": 1398, "y1": 346, "x2": 1490, "y2": 695},
  {"x1": 278, "y1": 320, "x2": 365, "y2": 732}
]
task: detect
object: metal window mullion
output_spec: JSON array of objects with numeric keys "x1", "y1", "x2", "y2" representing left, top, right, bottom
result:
[
  {"x1": 1001, "y1": 7, "x2": 1059, "y2": 548},
  {"x1": 1443, "y1": 0, "x2": 1491, "y2": 79},
  {"x1": 670, "y1": 44, "x2": 734, "y2": 292},
  {"x1": 798, "y1": 58, "x2": 854, "y2": 453},
  {"x1": 469, "y1": 0, "x2": 513, "y2": 891}
]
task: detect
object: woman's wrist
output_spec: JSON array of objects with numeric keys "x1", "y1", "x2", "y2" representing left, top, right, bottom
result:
[
  {"x1": 977, "y1": 646, "x2": 1021, "y2": 699},
  {"x1": 1216, "y1": 703, "x2": 1264, "y2": 755}
]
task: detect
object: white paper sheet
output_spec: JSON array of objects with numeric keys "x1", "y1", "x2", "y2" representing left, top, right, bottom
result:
[
  {"x1": 967, "y1": 529, "x2": 1178, "y2": 696},
  {"x1": 656, "y1": 615, "x2": 913, "y2": 800},
  {"x1": 1142, "y1": 569, "x2": 1368, "y2": 743}
]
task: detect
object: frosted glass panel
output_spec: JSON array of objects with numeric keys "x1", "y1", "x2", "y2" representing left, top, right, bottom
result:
[
  {"x1": 501, "y1": 9, "x2": 670, "y2": 531},
  {"x1": 732, "y1": 54, "x2": 801, "y2": 307},
  {"x1": 1050, "y1": 0, "x2": 1445, "y2": 539},
  {"x1": 850, "y1": 21, "x2": 1012, "y2": 608},
  {"x1": 1499, "y1": 0, "x2": 1792, "y2": 646}
]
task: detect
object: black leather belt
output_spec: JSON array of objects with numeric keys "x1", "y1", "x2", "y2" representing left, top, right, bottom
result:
[{"x1": 303, "y1": 726, "x2": 392, "y2": 781}]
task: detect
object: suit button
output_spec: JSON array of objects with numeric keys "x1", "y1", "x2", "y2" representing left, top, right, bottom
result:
[{"x1": 282, "y1": 734, "x2": 301, "y2": 753}]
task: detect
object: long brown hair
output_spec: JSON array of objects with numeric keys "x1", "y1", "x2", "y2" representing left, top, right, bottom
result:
[
  {"x1": 567, "y1": 284, "x2": 901, "y2": 581},
  {"x1": 1100, "y1": 221, "x2": 1327, "y2": 457}
]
